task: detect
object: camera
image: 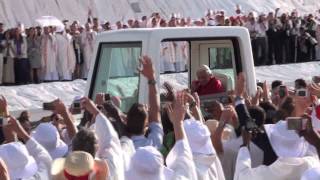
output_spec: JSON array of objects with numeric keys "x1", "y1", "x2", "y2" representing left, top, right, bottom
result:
[
  {"x1": 296, "y1": 89, "x2": 308, "y2": 97},
  {"x1": 43, "y1": 102, "x2": 55, "y2": 110},
  {"x1": 72, "y1": 99, "x2": 82, "y2": 114},
  {"x1": 287, "y1": 117, "x2": 308, "y2": 131}
]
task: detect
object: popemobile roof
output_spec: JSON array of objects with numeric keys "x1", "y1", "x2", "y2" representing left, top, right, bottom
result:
[{"x1": 95, "y1": 26, "x2": 250, "y2": 43}]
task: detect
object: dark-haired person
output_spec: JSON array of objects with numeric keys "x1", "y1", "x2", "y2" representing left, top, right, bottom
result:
[
  {"x1": 127, "y1": 56, "x2": 164, "y2": 150},
  {"x1": 13, "y1": 26, "x2": 30, "y2": 84}
]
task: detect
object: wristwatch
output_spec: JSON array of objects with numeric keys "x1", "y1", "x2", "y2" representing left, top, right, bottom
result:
[{"x1": 148, "y1": 79, "x2": 156, "y2": 85}]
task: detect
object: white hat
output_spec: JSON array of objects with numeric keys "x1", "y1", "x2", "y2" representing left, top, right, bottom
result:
[
  {"x1": 184, "y1": 119, "x2": 215, "y2": 155},
  {"x1": 0, "y1": 142, "x2": 38, "y2": 179},
  {"x1": 301, "y1": 167, "x2": 320, "y2": 180},
  {"x1": 32, "y1": 123, "x2": 68, "y2": 159},
  {"x1": 51, "y1": 151, "x2": 94, "y2": 177},
  {"x1": 264, "y1": 120, "x2": 309, "y2": 158},
  {"x1": 126, "y1": 146, "x2": 173, "y2": 180}
]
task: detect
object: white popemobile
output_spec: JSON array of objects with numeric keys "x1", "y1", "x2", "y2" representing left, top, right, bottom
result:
[{"x1": 85, "y1": 27, "x2": 257, "y2": 112}]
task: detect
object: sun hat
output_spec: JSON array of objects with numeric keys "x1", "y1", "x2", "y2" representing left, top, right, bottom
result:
[
  {"x1": 32, "y1": 123, "x2": 68, "y2": 159},
  {"x1": 126, "y1": 146, "x2": 173, "y2": 180},
  {"x1": 0, "y1": 142, "x2": 38, "y2": 179},
  {"x1": 51, "y1": 151, "x2": 94, "y2": 178},
  {"x1": 184, "y1": 119, "x2": 215, "y2": 155}
]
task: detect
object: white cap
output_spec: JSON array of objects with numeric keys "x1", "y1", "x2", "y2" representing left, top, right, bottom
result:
[
  {"x1": 184, "y1": 119, "x2": 215, "y2": 155},
  {"x1": 126, "y1": 146, "x2": 173, "y2": 180},
  {"x1": 0, "y1": 142, "x2": 38, "y2": 179},
  {"x1": 264, "y1": 120, "x2": 310, "y2": 158},
  {"x1": 32, "y1": 123, "x2": 68, "y2": 159}
]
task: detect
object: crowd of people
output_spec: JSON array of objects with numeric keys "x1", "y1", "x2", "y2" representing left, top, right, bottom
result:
[
  {"x1": 0, "y1": 6, "x2": 320, "y2": 85},
  {"x1": 0, "y1": 55, "x2": 320, "y2": 179}
]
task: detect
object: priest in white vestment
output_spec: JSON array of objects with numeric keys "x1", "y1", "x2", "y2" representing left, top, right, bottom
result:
[
  {"x1": 41, "y1": 27, "x2": 58, "y2": 81},
  {"x1": 55, "y1": 28, "x2": 76, "y2": 80},
  {"x1": 81, "y1": 23, "x2": 97, "y2": 78}
]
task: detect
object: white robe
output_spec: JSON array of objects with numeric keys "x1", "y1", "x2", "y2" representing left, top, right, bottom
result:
[
  {"x1": 193, "y1": 153, "x2": 226, "y2": 180},
  {"x1": 41, "y1": 34, "x2": 58, "y2": 81},
  {"x1": 81, "y1": 30, "x2": 96, "y2": 78},
  {"x1": 55, "y1": 33, "x2": 76, "y2": 80},
  {"x1": 234, "y1": 147, "x2": 320, "y2": 180}
]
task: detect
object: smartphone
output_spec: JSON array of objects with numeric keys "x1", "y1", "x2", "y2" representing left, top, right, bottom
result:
[
  {"x1": 279, "y1": 85, "x2": 287, "y2": 98},
  {"x1": 105, "y1": 94, "x2": 111, "y2": 101},
  {"x1": 72, "y1": 99, "x2": 82, "y2": 114},
  {"x1": 0, "y1": 117, "x2": 8, "y2": 127},
  {"x1": 43, "y1": 102, "x2": 55, "y2": 111},
  {"x1": 296, "y1": 89, "x2": 308, "y2": 97},
  {"x1": 287, "y1": 117, "x2": 308, "y2": 131}
]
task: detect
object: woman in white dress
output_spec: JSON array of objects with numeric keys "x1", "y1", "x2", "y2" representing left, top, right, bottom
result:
[{"x1": 1, "y1": 30, "x2": 15, "y2": 84}]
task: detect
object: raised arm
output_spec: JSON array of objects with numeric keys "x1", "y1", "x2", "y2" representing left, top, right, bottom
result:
[
  {"x1": 138, "y1": 55, "x2": 160, "y2": 123},
  {"x1": 81, "y1": 97, "x2": 124, "y2": 180},
  {"x1": 53, "y1": 99, "x2": 77, "y2": 140}
]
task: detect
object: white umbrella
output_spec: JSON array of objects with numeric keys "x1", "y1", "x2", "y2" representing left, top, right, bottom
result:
[{"x1": 35, "y1": 16, "x2": 64, "y2": 29}]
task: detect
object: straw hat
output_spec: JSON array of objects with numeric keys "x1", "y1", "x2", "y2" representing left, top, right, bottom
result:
[{"x1": 51, "y1": 151, "x2": 94, "y2": 177}]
